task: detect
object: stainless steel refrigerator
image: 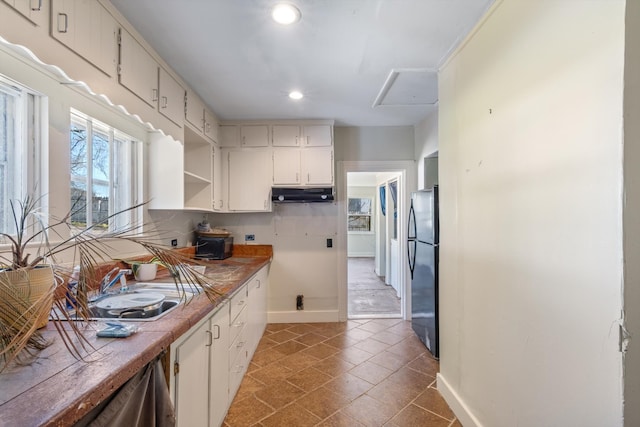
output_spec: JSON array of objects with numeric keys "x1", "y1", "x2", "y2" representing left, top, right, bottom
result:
[{"x1": 408, "y1": 186, "x2": 439, "y2": 358}]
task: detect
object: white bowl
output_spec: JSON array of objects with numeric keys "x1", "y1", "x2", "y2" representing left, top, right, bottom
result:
[{"x1": 133, "y1": 263, "x2": 158, "y2": 281}]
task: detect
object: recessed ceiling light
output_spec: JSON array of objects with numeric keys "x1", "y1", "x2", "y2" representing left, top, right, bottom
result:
[
  {"x1": 272, "y1": 3, "x2": 301, "y2": 25},
  {"x1": 289, "y1": 91, "x2": 303, "y2": 100}
]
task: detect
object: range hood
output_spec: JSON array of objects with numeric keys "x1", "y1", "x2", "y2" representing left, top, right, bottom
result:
[{"x1": 272, "y1": 187, "x2": 334, "y2": 203}]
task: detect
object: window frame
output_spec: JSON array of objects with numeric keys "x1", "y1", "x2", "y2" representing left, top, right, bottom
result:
[
  {"x1": 348, "y1": 197, "x2": 374, "y2": 233},
  {"x1": 69, "y1": 109, "x2": 142, "y2": 234},
  {"x1": 0, "y1": 75, "x2": 43, "y2": 237}
]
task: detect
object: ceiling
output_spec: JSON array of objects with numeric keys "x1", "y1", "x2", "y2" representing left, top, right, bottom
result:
[{"x1": 109, "y1": 0, "x2": 493, "y2": 127}]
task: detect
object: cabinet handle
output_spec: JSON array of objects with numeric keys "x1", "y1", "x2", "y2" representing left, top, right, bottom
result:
[
  {"x1": 57, "y1": 13, "x2": 68, "y2": 33},
  {"x1": 295, "y1": 136, "x2": 299, "y2": 146},
  {"x1": 161, "y1": 96, "x2": 168, "y2": 109},
  {"x1": 213, "y1": 324, "x2": 220, "y2": 340},
  {"x1": 233, "y1": 321, "x2": 245, "y2": 328},
  {"x1": 152, "y1": 89, "x2": 158, "y2": 102},
  {"x1": 205, "y1": 330, "x2": 213, "y2": 346},
  {"x1": 236, "y1": 341, "x2": 245, "y2": 349},
  {"x1": 296, "y1": 172, "x2": 299, "y2": 183},
  {"x1": 306, "y1": 135, "x2": 310, "y2": 145},
  {"x1": 307, "y1": 173, "x2": 310, "y2": 183},
  {"x1": 233, "y1": 365, "x2": 244, "y2": 373},
  {"x1": 31, "y1": 0, "x2": 42, "y2": 11},
  {"x1": 237, "y1": 300, "x2": 245, "y2": 306},
  {"x1": 242, "y1": 136, "x2": 246, "y2": 145},
  {"x1": 257, "y1": 279, "x2": 261, "y2": 289},
  {"x1": 205, "y1": 121, "x2": 211, "y2": 133}
]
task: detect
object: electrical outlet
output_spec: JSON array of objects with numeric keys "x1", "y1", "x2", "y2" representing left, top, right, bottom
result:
[
  {"x1": 296, "y1": 294, "x2": 304, "y2": 310},
  {"x1": 171, "y1": 239, "x2": 178, "y2": 247},
  {"x1": 326, "y1": 238, "x2": 333, "y2": 248},
  {"x1": 245, "y1": 234, "x2": 255, "y2": 242}
]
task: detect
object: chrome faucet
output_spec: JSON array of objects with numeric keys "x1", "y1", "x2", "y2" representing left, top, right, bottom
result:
[{"x1": 100, "y1": 267, "x2": 132, "y2": 295}]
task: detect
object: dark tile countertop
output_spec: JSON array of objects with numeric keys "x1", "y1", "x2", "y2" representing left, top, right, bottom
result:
[{"x1": 0, "y1": 245, "x2": 272, "y2": 427}]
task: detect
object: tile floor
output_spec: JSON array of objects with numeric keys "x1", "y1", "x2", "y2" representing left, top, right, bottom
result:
[
  {"x1": 223, "y1": 319, "x2": 460, "y2": 426},
  {"x1": 348, "y1": 257, "x2": 401, "y2": 318}
]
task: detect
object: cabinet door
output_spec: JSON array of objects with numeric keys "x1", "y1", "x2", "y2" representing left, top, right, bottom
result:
[
  {"x1": 204, "y1": 109, "x2": 218, "y2": 143},
  {"x1": 219, "y1": 125, "x2": 238, "y2": 148},
  {"x1": 159, "y1": 67, "x2": 185, "y2": 126},
  {"x1": 118, "y1": 29, "x2": 159, "y2": 108},
  {"x1": 272, "y1": 149, "x2": 301, "y2": 185},
  {"x1": 10, "y1": 0, "x2": 48, "y2": 26},
  {"x1": 51, "y1": 0, "x2": 117, "y2": 76},
  {"x1": 174, "y1": 321, "x2": 210, "y2": 427},
  {"x1": 302, "y1": 147, "x2": 333, "y2": 185},
  {"x1": 227, "y1": 150, "x2": 272, "y2": 211},
  {"x1": 272, "y1": 125, "x2": 300, "y2": 147},
  {"x1": 240, "y1": 125, "x2": 269, "y2": 147},
  {"x1": 148, "y1": 133, "x2": 183, "y2": 209},
  {"x1": 51, "y1": 0, "x2": 75, "y2": 48},
  {"x1": 185, "y1": 88, "x2": 205, "y2": 132},
  {"x1": 248, "y1": 267, "x2": 268, "y2": 355},
  {"x1": 212, "y1": 143, "x2": 223, "y2": 211},
  {"x1": 303, "y1": 125, "x2": 332, "y2": 147},
  {"x1": 209, "y1": 304, "x2": 230, "y2": 427}
]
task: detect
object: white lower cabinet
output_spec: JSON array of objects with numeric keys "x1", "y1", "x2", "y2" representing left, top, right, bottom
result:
[
  {"x1": 248, "y1": 266, "x2": 269, "y2": 355},
  {"x1": 171, "y1": 264, "x2": 269, "y2": 427},
  {"x1": 171, "y1": 301, "x2": 229, "y2": 427}
]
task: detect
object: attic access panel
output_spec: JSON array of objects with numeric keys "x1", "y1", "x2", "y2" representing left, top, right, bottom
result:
[{"x1": 373, "y1": 69, "x2": 438, "y2": 106}]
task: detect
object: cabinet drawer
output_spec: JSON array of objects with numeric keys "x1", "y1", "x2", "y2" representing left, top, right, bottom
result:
[
  {"x1": 229, "y1": 327, "x2": 248, "y2": 376},
  {"x1": 229, "y1": 285, "x2": 248, "y2": 322},
  {"x1": 229, "y1": 304, "x2": 247, "y2": 345},
  {"x1": 229, "y1": 352, "x2": 247, "y2": 400}
]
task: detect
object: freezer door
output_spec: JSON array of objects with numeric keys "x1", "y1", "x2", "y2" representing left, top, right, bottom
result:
[
  {"x1": 411, "y1": 241, "x2": 439, "y2": 357},
  {"x1": 413, "y1": 189, "x2": 436, "y2": 244}
]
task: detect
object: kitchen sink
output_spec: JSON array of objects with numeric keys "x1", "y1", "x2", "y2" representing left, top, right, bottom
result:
[{"x1": 54, "y1": 282, "x2": 201, "y2": 322}]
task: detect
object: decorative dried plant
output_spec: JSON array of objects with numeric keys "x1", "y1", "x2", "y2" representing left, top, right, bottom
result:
[{"x1": 0, "y1": 195, "x2": 223, "y2": 372}]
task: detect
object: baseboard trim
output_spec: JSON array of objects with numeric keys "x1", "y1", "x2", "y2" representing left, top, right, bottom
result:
[
  {"x1": 437, "y1": 373, "x2": 483, "y2": 427},
  {"x1": 268, "y1": 310, "x2": 339, "y2": 323},
  {"x1": 347, "y1": 252, "x2": 375, "y2": 258}
]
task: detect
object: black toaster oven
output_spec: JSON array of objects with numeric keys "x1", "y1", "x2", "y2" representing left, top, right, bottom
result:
[{"x1": 195, "y1": 235, "x2": 233, "y2": 260}]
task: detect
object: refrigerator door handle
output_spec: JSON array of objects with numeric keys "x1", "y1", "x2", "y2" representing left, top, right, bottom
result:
[
  {"x1": 408, "y1": 202, "x2": 416, "y2": 240},
  {"x1": 407, "y1": 239, "x2": 416, "y2": 280}
]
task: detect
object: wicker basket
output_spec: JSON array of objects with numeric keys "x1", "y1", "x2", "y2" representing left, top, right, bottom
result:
[{"x1": 0, "y1": 265, "x2": 55, "y2": 330}]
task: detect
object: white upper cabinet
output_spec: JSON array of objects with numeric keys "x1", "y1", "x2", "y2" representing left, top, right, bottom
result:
[
  {"x1": 219, "y1": 125, "x2": 239, "y2": 147},
  {"x1": 185, "y1": 87, "x2": 205, "y2": 131},
  {"x1": 186, "y1": 88, "x2": 218, "y2": 143},
  {"x1": 51, "y1": 0, "x2": 117, "y2": 76},
  {"x1": 4, "y1": 0, "x2": 48, "y2": 27},
  {"x1": 212, "y1": 143, "x2": 222, "y2": 211},
  {"x1": 158, "y1": 67, "x2": 185, "y2": 126},
  {"x1": 302, "y1": 124, "x2": 332, "y2": 146},
  {"x1": 240, "y1": 125, "x2": 269, "y2": 147},
  {"x1": 272, "y1": 149, "x2": 301, "y2": 185},
  {"x1": 204, "y1": 108, "x2": 218, "y2": 143},
  {"x1": 225, "y1": 149, "x2": 272, "y2": 211},
  {"x1": 272, "y1": 125, "x2": 301, "y2": 147},
  {"x1": 118, "y1": 28, "x2": 158, "y2": 108},
  {"x1": 119, "y1": 29, "x2": 184, "y2": 127},
  {"x1": 302, "y1": 147, "x2": 333, "y2": 185}
]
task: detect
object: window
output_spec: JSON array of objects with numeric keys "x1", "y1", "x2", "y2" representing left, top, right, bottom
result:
[
  {"x1": 348, "y1": 197, "x2": 373, "y2": 232},
  {"x1": 69, "y1": 111, "x2": 141, "y2": 232},
  {"x1": 0, "y1": 76, "x2": 41, "y2": 236}
]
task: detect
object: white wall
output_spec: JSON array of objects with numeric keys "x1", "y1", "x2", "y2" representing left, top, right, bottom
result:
[
  {"x1": 624, "y1": 1, "x2": 640, "y2": 425},
  {"x1": 414, "y1": 110, "x2": 439, "y2": 190},
  {"x1": 437, "y1": 1, "x2": 625, "y2": 426},
  {"x1": 347, "y1": 185, "x2": 376, "y2": 257},
  {"x1": 335, "y1": 126, "x2": 415, "y2": 161}
]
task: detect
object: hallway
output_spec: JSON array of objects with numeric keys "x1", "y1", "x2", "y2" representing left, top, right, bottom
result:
[
  {"x1": 348, "y1": 257, "x2": 401, "y2": 318},
  {"x1": 224, "y1": 318, "x2": 459, "y2": 426}
]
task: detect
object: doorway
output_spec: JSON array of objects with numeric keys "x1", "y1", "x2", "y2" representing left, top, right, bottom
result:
[
  {"x1": 337, "y1": 161, "x2": 417, "y2": 322},
  {"x1": 347, "y1": 172, "x2": 401, "y2": 318}
]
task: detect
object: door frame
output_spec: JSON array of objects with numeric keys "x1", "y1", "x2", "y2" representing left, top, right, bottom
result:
[{"x1": 337, "y1": 160, "x2": 417, "y2": 321}]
